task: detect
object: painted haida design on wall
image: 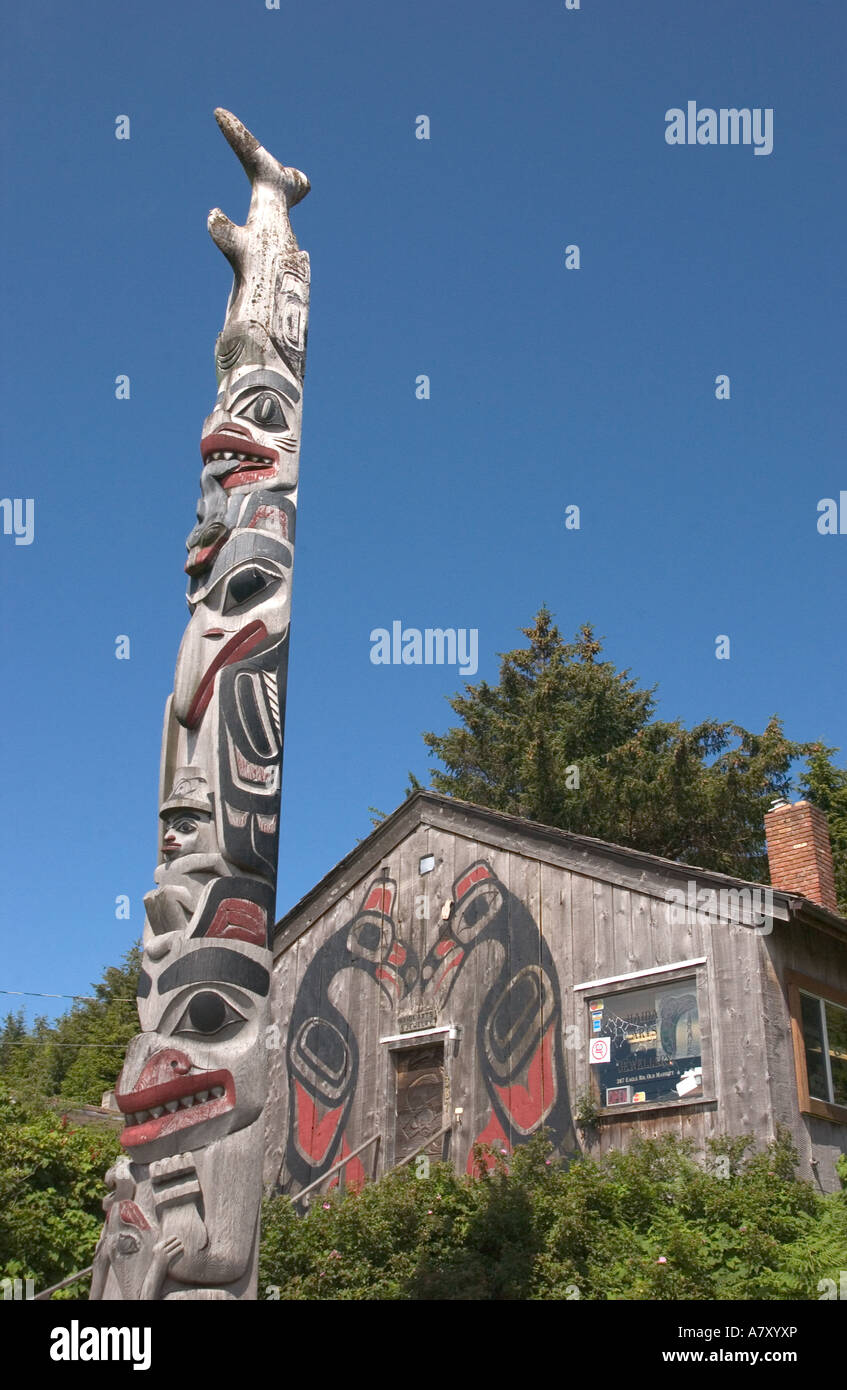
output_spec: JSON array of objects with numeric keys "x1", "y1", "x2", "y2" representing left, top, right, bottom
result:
[
  {"x1": 91, "y1": 111, "x2": 309, "y2": 1301},
  {"x1": 286, "y1": 879, "x2": 417, "y2": 1190},
  {"x1": 282, "y1": 862, "x2": 576, "y2": 1192}
]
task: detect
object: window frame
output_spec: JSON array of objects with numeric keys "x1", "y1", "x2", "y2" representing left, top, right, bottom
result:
[
  {"x1": 579, "y1": 964, "x2": 715, "y2": 1120},
  {"x1": 786, "y1": 969, "x2": 847, "y2": 1124}
]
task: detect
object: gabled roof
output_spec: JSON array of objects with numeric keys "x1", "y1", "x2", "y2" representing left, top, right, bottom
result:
[{"x1": 273, "y1": 790, "x2": 847, "y2": 954}]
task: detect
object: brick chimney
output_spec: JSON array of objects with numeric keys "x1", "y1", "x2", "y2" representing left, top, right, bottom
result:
[{"x1": 764, "y1": 799, "x2": 838, "y2": 913}]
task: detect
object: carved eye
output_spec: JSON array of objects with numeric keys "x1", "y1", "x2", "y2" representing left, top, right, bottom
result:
[
  {"x1": 170, "y1": 817, "x2": 198, "y2": 835},
  {"x1": 222, "y1": 566, "x2": 278, "y2": 613},
  {"x1": 174, "y1": 991, "x2": 245, "y2": 1037},
  {"x1": 241, "y1": 392, "x2": 287, "y2": 430}
]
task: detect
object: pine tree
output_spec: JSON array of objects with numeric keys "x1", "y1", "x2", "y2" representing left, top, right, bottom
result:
[
  {"x1": 800, "y1": 744, "x2": 847, "y2": 914},
  {"x1": 419, "y1": 608, "x2": 817, "y2": 883},
  {"x1": 0, "y1": 944, "x2": 142, "y2": 1107}
]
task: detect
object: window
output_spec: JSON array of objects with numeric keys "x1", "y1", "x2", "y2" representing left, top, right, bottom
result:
[
  {"x1": 800, "y1": 991, "x2": 847, "y2": 1107},
  {"x1": 588, "y1": 977, "x2": 702, "y2": 1108},
  {"x1": 787, "y1": 971, "x2": 847, "y2": 1124}
]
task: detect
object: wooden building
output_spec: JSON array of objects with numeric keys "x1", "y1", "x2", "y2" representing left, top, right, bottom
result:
[{"x1": 265, "y1": 792, "x2": 847, "y2": 1197}]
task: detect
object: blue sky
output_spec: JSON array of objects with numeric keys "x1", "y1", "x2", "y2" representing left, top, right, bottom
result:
[{"x1": 0, "y1": 0, "x2": 844, "y2": 1026}]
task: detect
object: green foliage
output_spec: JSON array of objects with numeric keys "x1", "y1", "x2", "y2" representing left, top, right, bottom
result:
[
  {"x1": 0, "y1": 1081, "x2": 121, "y2": 1296},
  {"x1": 415, "y1": 609, "x2": 844, "y2": 886},
  {"x1": 572, "y1": 1088, "x2": 601, "y2": 1134},
  {"x1": 0, "y1": 943, "x2": 141, "y2": 1106},
  {"x1": 800, "y1": 743, "x2": 847, "y2": 914},
  {"x1": 0, "y1": 945, "x2": 139, "y2": 1294},
  {"x1": 260, "y1": 1131, "x2": 847, "y2": 1301}
]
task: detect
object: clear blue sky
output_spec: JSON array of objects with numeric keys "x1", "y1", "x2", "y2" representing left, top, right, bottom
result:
[{"x1": 1, "y1": 0, "x2": 844, "y2": 1025}]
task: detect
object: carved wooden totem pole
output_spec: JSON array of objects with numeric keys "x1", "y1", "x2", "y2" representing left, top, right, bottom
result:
[{"x1": 90, "y1": 110, "x2": 309, "y2": 1300}]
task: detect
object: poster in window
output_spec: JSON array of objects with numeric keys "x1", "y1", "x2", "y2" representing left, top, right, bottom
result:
[{"x1": 591, "y1": 979, "x2": 702, "y2": 1106}]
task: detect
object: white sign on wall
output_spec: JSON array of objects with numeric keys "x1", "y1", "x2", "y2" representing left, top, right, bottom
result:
[{"x1": 589, "y1": 1037, "x2": 611, "y2": 1064}]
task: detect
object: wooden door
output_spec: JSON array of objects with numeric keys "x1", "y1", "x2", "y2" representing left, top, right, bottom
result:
[{"x1": 393, "y1": 1044, "x2": 445, "y2": 1164}]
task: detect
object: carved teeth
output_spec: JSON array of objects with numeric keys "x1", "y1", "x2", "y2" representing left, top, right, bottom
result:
[
  {"x1": 211, "y1": 1085, "x2": 225, "y2": 1099},
  {"x1": 164, "y1": 1100, "x2": 179, "y2": 1113},
  {"x1": 196, "y1": 1091, "x2": 209, "y2": 1104},
  {"x1": 149, "y1": 1106, "x2": 165, "y2": 1119},
  {"x1": 179, "y1": 1095, "x2": 195, "y2": 1109},
  {"x1": 206, "y1": 449, "x2": 266, "y2": 465}
]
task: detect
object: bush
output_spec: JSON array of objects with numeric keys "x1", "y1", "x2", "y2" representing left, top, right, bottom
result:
[
  {"x1": 260, "y1": 1130, "x2": 847, "y2": 1301},
  {"x1": 0, "y1": 1083, "x2": 122, "y2": 1297}
]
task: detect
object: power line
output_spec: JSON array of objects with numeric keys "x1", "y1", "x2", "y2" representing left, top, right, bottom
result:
[{"x1": 0, "y1": 989, "x2": 136, "y2": 1003}]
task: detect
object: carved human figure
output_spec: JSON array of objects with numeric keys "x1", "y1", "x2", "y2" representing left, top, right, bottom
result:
[{"x1": 144, "y1": 769, "x2": 231, "y2": 943}]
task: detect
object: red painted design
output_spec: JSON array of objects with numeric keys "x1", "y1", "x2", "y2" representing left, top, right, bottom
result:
[
  {"x1": 198, "y1": 428, "x2": 275, "y2": 467},
  {"x1": 436, "y1": 939, "x2": 458, "y2": 958},
  {"x1": 117, "y1": 1051, "x2": 235, "y2": 1149},
  {"x1": 375, "y1": 967, "x2": 401, "y2": 997},
  {"x1": 468, "y1": 1112, "x2": 509, "y2": 1175},
  {"x1": 185, "y1": 534, "x2": 227, "y2": 576},
  {"x1": 328, "y1": 1136, "x2": 366, "y2": 1192},
  {"x1": 123, "y1": 1049, "x2": 191, "y2": 1091},
  {"x1": 186, "y1": 620, "x2": 268, "y2": 728},
  {"x1": 433, "y1": 949, "x2": 464, "y2": 991},
  {"x1": 455, "y1": 864, "x2": 491, "y2": 900},
  {"x1": 493, "y1": 1024, "x2": 556, "y2": 1133},
  {"x1": 249, "y1": 505, "x2": 288, "y2": 538},
  {"x1": 205, "y1": 898, "x2": 267, "y2": 946},
  {"x1": 387, "y1": 943, "x2": 406, "y2": 967},
  {"x1": 364, "y1": 885, "x2": 393, "y2": 915},
  {"x1": 118, "y1": 1201, "x2": 150, "y2": 1231},
  {"x1": 295, "y1": 1081, "x2": 344, "y2": 1166}
]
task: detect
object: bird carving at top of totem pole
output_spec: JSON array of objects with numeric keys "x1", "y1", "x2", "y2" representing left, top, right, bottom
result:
[{"x1": 186, "y1": 108, "x2": 310, "y2": 577}]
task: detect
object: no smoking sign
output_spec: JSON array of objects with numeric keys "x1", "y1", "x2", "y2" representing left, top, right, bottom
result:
[{"x1": 590, "y1": 1037, "x2": 611, "y2": 1064}]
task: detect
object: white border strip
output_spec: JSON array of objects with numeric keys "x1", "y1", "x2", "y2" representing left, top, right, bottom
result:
[
  {"x1": 573, "y1": 957, "x2": 706, "y2": 992},
  {"x1": 379, "y1": 1025, "x2": 457, "y2": 1044}
]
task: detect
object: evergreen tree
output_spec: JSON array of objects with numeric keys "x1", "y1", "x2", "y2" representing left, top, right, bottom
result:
[
  {"x1": 800, "y1": 744, "x2": 847, "y2": 914},
  {"x1": 419, "y1": 608, "x2": 819, "y2": 883},
  {"x1": 0, "y1": 944, "x2": 141, "y2": 1107}
]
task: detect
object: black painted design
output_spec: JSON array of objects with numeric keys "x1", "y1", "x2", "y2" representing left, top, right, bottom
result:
[
  {"x1": 284, "y1": 878, "x2": 417, "y2": 1190},
  {"x1": 158, "y1": 947, "x2": 270, "y2": 996}
]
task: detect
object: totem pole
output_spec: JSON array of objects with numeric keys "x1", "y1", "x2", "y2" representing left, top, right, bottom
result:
[{"x1": 90, "y1": 110, "x2": 309, "y2": 1300}]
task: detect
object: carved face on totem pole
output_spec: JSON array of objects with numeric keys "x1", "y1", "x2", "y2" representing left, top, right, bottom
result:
[
  {"x1": 173, "y1": 533, "x2": 292, "y2": 730},
  {"x1": 118, "y1": 939, "x2": 270, "y2": 1164},
  {"x1": 91, "y1": 109, "x2": 309, "y2": 1302}
]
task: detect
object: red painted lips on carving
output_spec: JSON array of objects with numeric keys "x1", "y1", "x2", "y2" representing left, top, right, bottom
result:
[
  {"x1": 201, "y1": 432, "x2": 279, "y2": 489},
  {"x1": 117, "y1": 1048, "x2": 235, "y2": 1148}
]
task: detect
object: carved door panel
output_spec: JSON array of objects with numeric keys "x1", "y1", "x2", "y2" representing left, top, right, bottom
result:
[{"x1": 394, "y1": 1044, "x2": 445, "y2": 1164}]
